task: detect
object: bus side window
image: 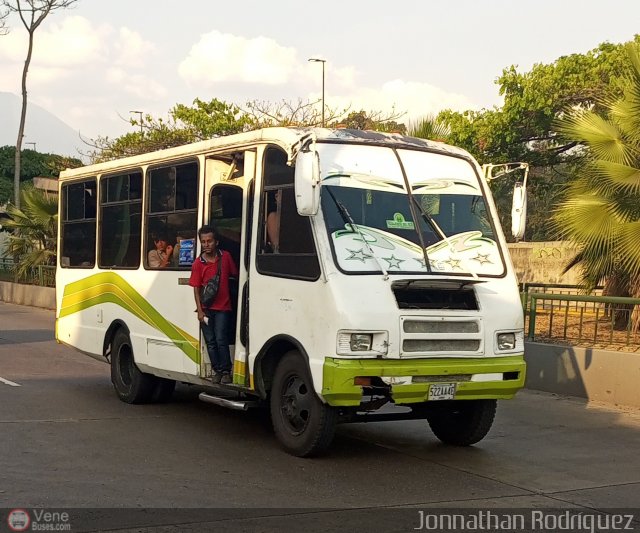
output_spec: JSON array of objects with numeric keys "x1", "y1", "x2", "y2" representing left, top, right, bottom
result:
[
  {"x1": 98, "y1": 171, "x2": 142, "y2": 269},
  {"x1": 256, "y1": 146, "x2": 320, "y2": 281},
  {"x1": 60, "y1": 179, "x2": 97, "y2": 268},
  {"x1": 145, "y1": 161, "x2": 199, "y2": 269}
]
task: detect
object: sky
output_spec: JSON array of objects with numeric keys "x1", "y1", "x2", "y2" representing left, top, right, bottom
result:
[{"x1": 1, "y1": 0, "x2": 639, "y2": 147}]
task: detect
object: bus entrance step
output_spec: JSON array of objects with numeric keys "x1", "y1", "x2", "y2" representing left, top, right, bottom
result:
[{"x1": 198, "y1": 392, "x2": 258, "y2": 411}]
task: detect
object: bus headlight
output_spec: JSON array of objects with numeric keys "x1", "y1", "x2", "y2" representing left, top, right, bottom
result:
[
  {"x1": 350, "y1": 334, "x2": 372, "y2": 351},
  {"x1": 497, "y1": 332, "x2": 516, "y2": 351},
  {"x1": 337, "y1": 331, "x2": 388, "y2": 356}
]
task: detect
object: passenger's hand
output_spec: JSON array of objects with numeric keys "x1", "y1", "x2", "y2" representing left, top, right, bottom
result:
[
  {"x1": 166, "y1": 245, "x2": 174, "y2": 256},
  {"x1": 197, "y1": 309, "x2": 205, "y2": 323}
]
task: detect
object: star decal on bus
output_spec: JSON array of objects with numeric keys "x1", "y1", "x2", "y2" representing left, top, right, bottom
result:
[
  {"x1": 383, "y1": 255, "x2": 404, "y2": 269},
  {"x1": 345, "y1": 248, "x2": 373, "y2": 263},
  {"x1": 472, "y1": 253, "x2": 492, "y2": 265},
  {"x1": 444, "y1": 257, "x2": 462, "y2": 270}
]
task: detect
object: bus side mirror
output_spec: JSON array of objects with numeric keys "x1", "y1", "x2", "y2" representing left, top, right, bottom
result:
[
  {"x1": 294, "y1": 149, "x2": 320, "y2": 216},
  {"x1": 511, "y1": 182, "x2": 527, "y2": 242}
]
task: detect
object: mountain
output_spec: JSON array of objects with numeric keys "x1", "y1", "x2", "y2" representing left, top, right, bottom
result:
[{"x1": 0, "y1": 92, "x2": 84, "y2": 157}]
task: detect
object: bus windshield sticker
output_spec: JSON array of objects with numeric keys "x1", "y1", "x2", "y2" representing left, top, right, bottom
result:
[{"x1": 386, "y1": 213, "x2": 414, "y2": 230}]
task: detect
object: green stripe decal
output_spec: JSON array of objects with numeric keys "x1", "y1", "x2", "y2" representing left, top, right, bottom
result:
[{"x1": 60, "y1": 272, "x2": 199, "y2": 363}]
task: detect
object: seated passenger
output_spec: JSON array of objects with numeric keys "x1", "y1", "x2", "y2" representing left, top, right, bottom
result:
[{"x1": 148, "y1": 234, "x2": 174, "y2": 268}]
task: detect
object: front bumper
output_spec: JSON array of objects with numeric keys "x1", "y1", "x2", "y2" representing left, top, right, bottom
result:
[{"x1": 322, "y1": 355, "x2": 526, "y2": 407}]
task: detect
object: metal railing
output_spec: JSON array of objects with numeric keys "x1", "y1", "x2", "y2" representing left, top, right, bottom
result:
[
  {"x1": 0, "y1": 258, "x2": 56, "y2": 287},
  {"x1": 520, "y1": 282, "x2": 604, "y2": 312},
  {"x1": 527, "y1": 292, "x2": 640, "y2": 349}
]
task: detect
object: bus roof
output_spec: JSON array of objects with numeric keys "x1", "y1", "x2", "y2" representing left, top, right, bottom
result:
[{"x1": 59, "y1": 127, "x2": 473, "y2": 180}]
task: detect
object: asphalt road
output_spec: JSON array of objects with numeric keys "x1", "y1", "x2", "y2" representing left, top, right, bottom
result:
[{"x1": 1, "y1": 301, "x2": 640, "y2": 532}]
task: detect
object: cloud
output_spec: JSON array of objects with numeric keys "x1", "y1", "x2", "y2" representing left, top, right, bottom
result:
[
  {"x1": 114, "y1": 27, "x2": 156, "y2": 67},
  {"x1": 106, "y1": 67, "x2": 168, "y2": 100},
  {"x1": 325, "y1": 79, "x2": 477, "y2": 123},
  {"x1": 179, "y1": 30, "x2": 297, "y2": 86}
]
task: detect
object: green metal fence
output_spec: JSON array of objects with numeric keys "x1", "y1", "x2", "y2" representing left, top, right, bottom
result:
[
  {"x1": 0, "y1": 258, "x2": 55, "y2": 287},
  {"x1": 526, "y1": 292, "x2": 640, "y2": 349}
]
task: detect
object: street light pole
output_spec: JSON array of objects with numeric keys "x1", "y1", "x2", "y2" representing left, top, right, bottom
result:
[
  {"x1": 308, "y1": 58, "x2": 326, "y2": 127},
  {"x1": 130, "y1": 110, "x2": 144, "y2": 135}
]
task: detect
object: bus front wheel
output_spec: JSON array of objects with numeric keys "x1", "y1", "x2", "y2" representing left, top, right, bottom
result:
[
  {"x1": 426, "y1": 399, "x2": 497, "y2": 446},
  {"x1": 270, "y1": 351, "x2": 338, "y2": 457},
  {"x1": 111, "y1": 329, "x2": 155, "y2": 404}
]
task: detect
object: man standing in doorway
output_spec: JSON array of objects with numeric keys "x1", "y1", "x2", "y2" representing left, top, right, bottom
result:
[{"x1": 190, "y1": 225, "x2": 238, "y2": 384}]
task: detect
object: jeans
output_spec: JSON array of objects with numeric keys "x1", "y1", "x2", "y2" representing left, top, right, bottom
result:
[{"x1": 201, "y1": 310, "x2": 232, "y2": 374}]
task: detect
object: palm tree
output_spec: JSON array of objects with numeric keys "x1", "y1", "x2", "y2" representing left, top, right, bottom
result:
[
  {"x1": 3, "y1": 186, "x2": 57, "y2": 281},
  {"x1": 408, "y1": 115, "x2": 451, "y2": 142},
  {"x1": 554, "y1": 43, "x2": 640, "y2": 325}
]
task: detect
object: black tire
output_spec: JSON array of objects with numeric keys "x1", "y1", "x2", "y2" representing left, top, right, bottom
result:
[
  {"x1": 151, "y1": 377, "x2": 176, "y2": 403},
  {"x1": 110, "y1": 329, "x2": 155, "y2": 404},
  {"x1": 270, "y1": 351, "x2": 338, "y2": 457},
  {"x1": 427, "y1": 399, "x2": 497, "y2": 446}
]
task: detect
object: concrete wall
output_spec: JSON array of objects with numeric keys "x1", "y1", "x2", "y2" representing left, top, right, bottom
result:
[
  {"x1": 525, "y1": 341, "x2": 640, "y2": 409},
  {"x1": 507, "y1": 241, "x2": 582, "y2": 285},
  {"x1": 0, "y1": 281, "x2": 55, "y2": 310}
]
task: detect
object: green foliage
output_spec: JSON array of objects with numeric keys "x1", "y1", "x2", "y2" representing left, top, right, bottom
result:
[
  {"x1": 3, "y1": 186, "x2": 58, "y2": 279},
  {"x1": 408, "y1": 115, "x2": 450, "y2": 142},
  {"x1": 90, "y1": 98, "x2": 407, "y2": 162},
  {"x1": 553, "y1": 43, "x2": 640, "y2": 295},
  {"x1": 0, "y1": 146, "x2": 82, "y2": 181},
  {"x1": 0, "y1": 177, "x2": 12, "y2": 204},
  {"x1": 332, "y1": 110, "x2": 406, "y2": 133},
  {"x1": 89, "y1": 98, "x2": 256, "y2": 163},
  {"x1": 436, "y1": 36, "x2": 640, "y2": 241}
]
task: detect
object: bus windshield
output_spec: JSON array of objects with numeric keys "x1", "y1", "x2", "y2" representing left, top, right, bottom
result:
[{"x1": 320, "y1": 177, "x2": 504, "y2": 276}]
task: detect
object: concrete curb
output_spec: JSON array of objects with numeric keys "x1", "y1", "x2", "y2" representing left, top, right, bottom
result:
[
  {"x1": 0, "y1": 280, "x2": 55, "y2": 310},
  {"x1": 525, "y1": 341, "x2": 640, "y2": 409}
]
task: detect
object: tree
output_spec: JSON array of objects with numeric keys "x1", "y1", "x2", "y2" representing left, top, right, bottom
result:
[
  {"x1": 2, "y1": 0, "x2": 78, "y2": 209},
  {"x1": 436, "y1": 36, "x2": 640, "y2": 241},
  {"x1": 553, "y1": 44, "x2": 640, "y2": 311},
  {"x1": 0, "y1": 5, "x2": 8, "y2": 34},
  {"x1": 3, "y1": 185, "x2": 58, "y2": 280},
  {"x1": 0, "y1": 146, "x2": 82, "y2": 203},
  {"x1": 408, "y1": 115, "x2": 450, "y2": 142},
  {"x1": 88, "y1": 98, "x2": 407, "y2": 163}
]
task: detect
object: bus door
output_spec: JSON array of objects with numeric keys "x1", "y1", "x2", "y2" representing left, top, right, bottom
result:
[{"x1": 203, "y1": 151, "x2": 255, "y2": 384}]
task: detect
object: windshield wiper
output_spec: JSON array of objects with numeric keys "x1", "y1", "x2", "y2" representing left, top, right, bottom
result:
[{"x1": 325, "y1": 187, "x2": 390, "y2": 279}]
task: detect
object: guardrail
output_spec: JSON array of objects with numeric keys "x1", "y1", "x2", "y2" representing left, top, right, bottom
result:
[
  {"x1": 527, "y1": 292, "x2": 640, "y2": 348},
  {"x1": 0, "y1": 258, "x2": 56, "y2": 288}
]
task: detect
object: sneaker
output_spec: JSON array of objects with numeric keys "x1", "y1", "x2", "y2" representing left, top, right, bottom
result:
[
  {"x1": 211, "y1": 373, "x2": 222, "y2": 384},
  {"x1": 220, "y1": 373, "x2": 232, "y2": 385}
]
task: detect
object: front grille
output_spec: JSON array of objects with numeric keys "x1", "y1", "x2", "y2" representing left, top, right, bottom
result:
[
  {"x1": 403, "y1": 320, "x2": 479, "y2": 334},
  {"x1": 403, "y1": 339, "x2": 481, "y2": 352},
  {"x1": 400, "y1": 317, "x2": 483, "y2": 357}
]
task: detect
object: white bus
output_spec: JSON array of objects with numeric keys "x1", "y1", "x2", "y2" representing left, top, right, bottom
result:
[{"x1": 56, "y1": 127, "x2": 526, "y2": 457}]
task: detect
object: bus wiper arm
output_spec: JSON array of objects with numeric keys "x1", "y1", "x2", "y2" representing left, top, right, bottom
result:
[
  {"x1": 411, "y1": 195, "x2": 447, "y2": 241},
  {"x1": 325, "y1": 187, "x2": 390, "y2": 279}
]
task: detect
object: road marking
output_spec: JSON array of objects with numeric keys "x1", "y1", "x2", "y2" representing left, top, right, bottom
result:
[{"x1": 0, "y1": 376, "x2": 21, "y2": 387}]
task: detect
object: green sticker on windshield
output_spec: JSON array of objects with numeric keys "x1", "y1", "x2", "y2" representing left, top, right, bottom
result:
[{"x1": 386, "y1": 213, "x2": 414, "y2": 230}]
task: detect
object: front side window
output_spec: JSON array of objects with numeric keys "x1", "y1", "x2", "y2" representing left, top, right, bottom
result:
[
  {"x1": 60, "y1": 179, "x2": 97, "y2": 268},
  {"x1": 99, "y1": 171, "x2": 142, "y2": 268},
  {"x1": 316, "y1": 144, "x2": 504, "y2": 276},
  {"x1": 146, "y1": 161, "x2": 199, "y2": 269},
  {"x1": 256, "y1": 146, "x2": 320, "y2": 280}
]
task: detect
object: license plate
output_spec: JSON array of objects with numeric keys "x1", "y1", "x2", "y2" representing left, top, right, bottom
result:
[{"x1": 428, "y1": 383, "x2": 456, "y2": 401}]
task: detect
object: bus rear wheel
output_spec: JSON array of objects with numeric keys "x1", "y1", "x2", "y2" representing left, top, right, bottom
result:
[
  {"x1": 110, "y1": 329, "x2": 155, "y2": 404},
  {"x1": 427, "y1": 399, "x2": 497, "y2": 446},
  {"x1": 270, "y1": 351, "x2": 338, "y2": 457}
]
